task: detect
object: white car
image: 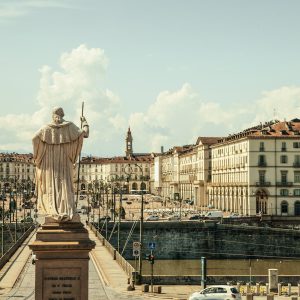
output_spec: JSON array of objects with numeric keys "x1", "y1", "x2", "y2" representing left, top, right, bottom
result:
[
  {"x1": 168, "y1": 215, "x2": 180, "y2": 221},
  {"x1": 189, "y1": 285, "x2": 241, "y2": 300},
  {"x1": 146, "y1": 215, "x2": 159, "y2": 221}
]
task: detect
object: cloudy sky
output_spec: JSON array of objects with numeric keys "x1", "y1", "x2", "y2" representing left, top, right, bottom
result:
[{"x1": 1, "y1": 0, "x2": 300, "y2": 156}]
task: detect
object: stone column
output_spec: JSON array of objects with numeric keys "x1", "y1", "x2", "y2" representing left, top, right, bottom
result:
[{"x1": 30, "y1": 218, "x2": 95, "y2": 300}]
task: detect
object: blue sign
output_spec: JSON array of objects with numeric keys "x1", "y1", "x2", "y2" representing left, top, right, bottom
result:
[{"x1": 148, "y1": 242, "x2": 156, "y2": 250}]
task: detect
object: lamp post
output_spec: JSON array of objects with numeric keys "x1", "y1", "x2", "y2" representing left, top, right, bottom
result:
[
  {"x1": 105, "y1": 183, "x2": 110, "y2": 239},
  {"x1": 132, "y1": 163, "x2": 145, "y2": 279},
  {"x1": 1, "y1": 186, "x2": 5, "y2": 257}
]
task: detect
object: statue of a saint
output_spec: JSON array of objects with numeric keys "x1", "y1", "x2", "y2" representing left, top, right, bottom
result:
[{"x1": 32, "y1": 107, "x2": 89, "y2": 222}]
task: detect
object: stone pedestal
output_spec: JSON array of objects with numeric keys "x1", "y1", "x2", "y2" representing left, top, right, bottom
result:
[{"x1": 29, "y1": 218, "x2": 95, "y2": 300}]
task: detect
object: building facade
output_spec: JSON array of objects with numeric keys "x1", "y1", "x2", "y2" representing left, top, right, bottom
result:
[
  {"x1": 78, "y1": 128, "x2": 154, "y2": 194},
  {"x1": 153, "y1": 119, "x2": 300, "y2": 216},
  {"x1": 0, "y1": 153, "x2": 35, "y2": 191}
]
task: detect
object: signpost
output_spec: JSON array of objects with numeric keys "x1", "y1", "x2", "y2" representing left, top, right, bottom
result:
[
  {"x1": 148, "y1": 242, "x2": 156, "y2": 292},
  {"x1": 132, "y1": 242, "x2": 141, "y2": 287},
  {"x1": 148, "y1": 242, "x2": 156, "y2": 250}
]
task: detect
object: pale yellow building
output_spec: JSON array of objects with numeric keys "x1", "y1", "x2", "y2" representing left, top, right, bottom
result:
[
  {"x1": 78, "y1": 128, "x2": 154, "y2": 194},
  {"x1": 153, "y1": 119, "x2": 300, "y2": 216},
  {"x1": 208, "y1": 119, "x2": 300, "y2": 216}
]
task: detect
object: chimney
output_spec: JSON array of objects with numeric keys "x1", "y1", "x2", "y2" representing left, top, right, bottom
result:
[{"x1": 161, "y1": 146, "x2": 164, "y2": 153}]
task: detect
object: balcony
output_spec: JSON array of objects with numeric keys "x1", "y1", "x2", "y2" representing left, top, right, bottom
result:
[
  {"x1": 276, "y1": 181, "x2": 293, "y2": 187},
  {"x1": 256, "y1": 181, "x2": 271, "y2": 187},
  {"x1": 293, "y1": 162, "x2": 300, "y2": 168},
  {"x1": 258, "y1": 161, "x2": 267, "y2": 167},
  {"x1": 281, "y1": 147, "x2": 287, "y2": 152}
]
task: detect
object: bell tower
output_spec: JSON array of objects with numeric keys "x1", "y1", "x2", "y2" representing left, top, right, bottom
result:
[{"x1": 125, "y1": 127, "x2": 133, "y2": 157}]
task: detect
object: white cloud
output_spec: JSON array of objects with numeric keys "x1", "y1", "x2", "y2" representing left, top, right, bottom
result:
[
  {"x1": 252, "y1": 86, "x2": 300, "y2": 124},
  {"x1": 0, "y1": 0, "x2": 72, "y2": 19},
  {"x1": 128, "y1": 84, "x2": 250, "y2": 153},
  {"x1": 0, "y1": 44, "x2": 123, "y2": 154},
  {"x1": 1, "y1": 44, "x2": 300, "y2": 156}
]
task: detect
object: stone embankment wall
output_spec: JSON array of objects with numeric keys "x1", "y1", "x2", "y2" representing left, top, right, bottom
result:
[{"x1": 104, "y1": 221, "x2": 300, "y2": 260}]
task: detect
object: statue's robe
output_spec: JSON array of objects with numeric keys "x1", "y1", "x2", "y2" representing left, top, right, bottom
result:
[{"x1": 32, "y1": 121, "x2": 84, "y2": 221}]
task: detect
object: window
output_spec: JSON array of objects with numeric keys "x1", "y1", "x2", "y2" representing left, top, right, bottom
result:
[
  {"x1": 281, "y1": 155, "x2": 288, "y2": 163},
  {"x1": 294, "y1": 171, "x2": 300, "y2": 183},
  {"x1": 282, "y1": 142, "x2": 287, "y2": 151},
  {"x1": 258, "y1": 155, "x2": 266, "y2": 166},
  {"x1": 259, "y1": 142, "x2": 265, "y2": 151},
  {"x1": 281, "y1": 171, "x2": 288, "y2": 183},
  {"x1": 281, "y1": 201, "x2": 288, "y2": 214},
  {"x1": 280, "y1": 189, "x2": 289, "y2": 196},
  {"x1": 259, "y1": 171, "x2": 266, "y2": 183},
  {"x1": 293, "y1": 142, "x2": 300, "y2": 148},
  {"x1": 294, "y1": 189, "x2": 300, "y2": 196},
  {"x1": 294, "y1": 155, "x2": 300, "y2": 166}
]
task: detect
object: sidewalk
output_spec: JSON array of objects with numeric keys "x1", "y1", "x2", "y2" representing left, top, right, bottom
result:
[{"x1": 0, "y1": 228, "x2": 37, "y2": 295}]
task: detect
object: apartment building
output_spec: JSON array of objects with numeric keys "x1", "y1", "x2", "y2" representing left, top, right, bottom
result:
[
  {"x1": 208, "y1": 118, "x2": 300, "y2": 216},
  {"x1": 0, "y1": 153, "x2": 35, "y2": 190},
  {"x1": 153, "y1": 119, "x2": 300, "y2": 216},
  {"x1": 153, "y1": 137, "x2": 220, "y2": 207},
  {"x1": 78, "y1": 128, "x2": 154, "y2": 193}
]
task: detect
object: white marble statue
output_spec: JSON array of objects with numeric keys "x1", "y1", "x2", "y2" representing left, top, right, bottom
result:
[{"x1": 32, "y1": 107, "x2": 89, "y2": 222}]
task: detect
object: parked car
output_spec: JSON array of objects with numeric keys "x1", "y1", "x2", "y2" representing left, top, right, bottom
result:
[
  {"x1": 168, "y1": 215, "x2": 180, "y2": 221},
  {"x1": 227, "y1": 212, "x2": 240, "y2": 218},
  {"x1": 146, "y1": 215, "x2": 159, "y2": 221},
  {"x1": 204, "y1": 210, "x2": 223, "y2": 219},
  {"x1": 189, "y1": 285, "x2": 241, "y2": 300},
  {"x1": 189, "y1": 215, "x2": 202, "y2": 220}
]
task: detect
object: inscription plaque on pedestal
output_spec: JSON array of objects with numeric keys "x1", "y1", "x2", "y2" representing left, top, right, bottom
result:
[{"x1": 44, "y1": 268, "x2": 81, "y2": 300}]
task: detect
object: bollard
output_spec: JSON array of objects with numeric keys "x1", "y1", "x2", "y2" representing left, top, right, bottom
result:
[
  {"x1": 288, "y1": 283, "x2": 291, "y2": 296},
  {"x1": 278, "y1": 283, "x2": 282, "y2": 296},
  {"x1": 266, "y1": 283, "x2": 270, "y2": 295},
  {"x1": 246, "y1": 283, "x2": 251, "y2": 294},
  {"x1": 142, "y1": 284, "x2": 149, "y2": 292},
  {"x1": 256, "y1": 283, "x2": 260, "y2": 295},
  {"x1": 246, "y1": 293, "x2": 253, "y2": 300},
  {"x1": 298, "y1": 283, "x2": 300, "y2": 296},
  {"x1": 237, "y1": 283, "x2": 241, "y2": 293},
  {"x1": 267, "y1": 294, "x2": 274, "y2": 300},
  {"x1": 113, "y1": 249, "x2": 116, "y2": 260}
]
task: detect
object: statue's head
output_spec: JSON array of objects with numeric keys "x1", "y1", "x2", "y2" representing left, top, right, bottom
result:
[{"x1": 52, "y1": 107, "x2": 65, "y2": 124}]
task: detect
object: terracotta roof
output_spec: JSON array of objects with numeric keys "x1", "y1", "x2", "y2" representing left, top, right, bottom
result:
[
  {"x1": 0, "y1": 153, "x2": 33, "y2": 163},
  {"x1": 219, "y1": 119, "x2": 300, "y2": 143},
  {"x1": 81, "y1": 154, "x2": 153, "y2": 164},
  {"x1": 196, "y1": 136, "x2": 223, "y2": 145}
]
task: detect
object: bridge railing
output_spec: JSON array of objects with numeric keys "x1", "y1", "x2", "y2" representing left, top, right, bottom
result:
[
  {"x1": 0, "y1": 224, "x2": 36, "y2": 270},
  {"x1": 89, "y1": 222, "x2": 136, "y2": 279}
]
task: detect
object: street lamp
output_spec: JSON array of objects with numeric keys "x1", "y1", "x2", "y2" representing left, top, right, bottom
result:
[
  {"x1": 1, "y1": 187, "x2": 5, "y2": 256},
  {"x1": 131, "y1": 163, "x2": 145, "y2": 279}
]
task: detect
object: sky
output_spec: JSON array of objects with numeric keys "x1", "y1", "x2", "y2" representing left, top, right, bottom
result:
[{"x1": 1, "y1": 0, "x2": 300, "y2": 157}]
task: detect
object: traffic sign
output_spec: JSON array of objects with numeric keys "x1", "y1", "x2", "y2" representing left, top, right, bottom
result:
[
  {"x1": 133, "y1": 241, "x2": 140, "y2": 251},
  {"x1": 148, "y1": 242, "x2": 156, "y2": 250},
  {"x1": 133, "y1": 249, "x2": 140, "y2": 257}
]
